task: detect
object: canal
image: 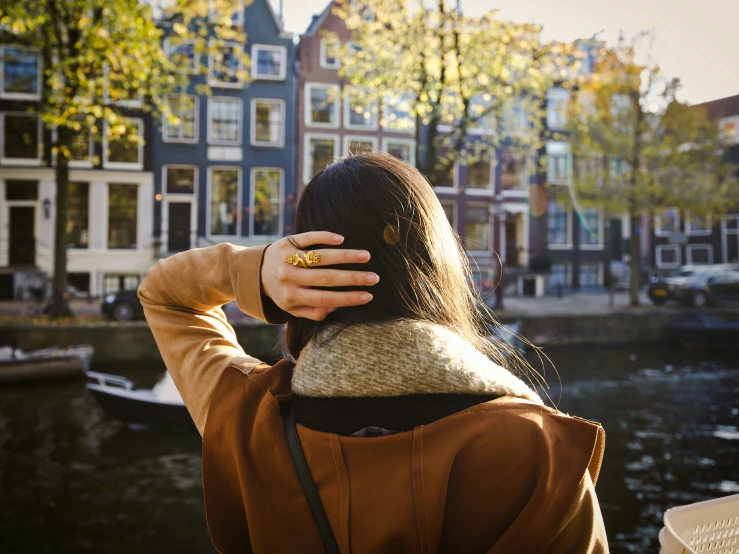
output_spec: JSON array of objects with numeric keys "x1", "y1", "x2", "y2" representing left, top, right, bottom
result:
[{"x1": 0, "y1": 345, "x2": 737, "y2": 553}]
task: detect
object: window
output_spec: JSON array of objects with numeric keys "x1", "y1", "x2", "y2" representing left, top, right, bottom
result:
[
  {"x1": 546, "y1": 142, "x2": 569, "y2": 185},
  {"x1": 547, "y1": 200, "x2": 570, "y2": 248},
  {"x1": 501, "y1": 146, "x2": 525, "y2": 190},
  {"x1": 208, "y1": 0, "x2": 244, "y2": 27},
  {"x1": 251, "y1": 168, "x2": 282, "y2": 236},
  {"x1": 209, "y1": 167, "x2": 240, "y2": 236},
  {"x1": 656, "y1": 244, "x2": 681, "y2": 268},
  {"x1": 103, "y1": 64, "x2": 144, "y2": 107},
  {"x1": 550, "y1": 262, "x2": 570, "y2": 290},
  {"x1": 1, "y1": 113, "x2": 41, "y2": 164},
  {"x1": 208, "y1": 97, "x2": 242, "y2": 145},
  {"x1": 1, "y1": 46, "x2": 41, "y2": 99},
  {"x1": 103, "y1": 118, "x2": 143, "y2": 169},
  {"x1": 250, "y1": 99, "x2": 284, "y2": 147},
  {"x1": 503, "y1": 98, "x2": 528, "y2": 135},
  {"x1": 686, "y1": 244, "x2": 713, "y2": 265},
  {"x1": 579, "y1": 262, "x2": 601, "y2": 288},
  {"x1": 655, "y1": 208, "x2": 680, "y2": 237},
  {"x1": 343, "y1": 135, "x2": 377, "y2": 155},
  {"x1": 67, "y1": 182, "x2": 89, "y2": 249},
  {"x1": 381, "y1": 92, "x2": 415, "y2": 132},
  {"x1": 68, "y1": 124, "x2": 94, "y2": 167},
  {"x1": 108, "y1": 184, "x2": 138, "y2": 249},
  {"x1": 465, "y1": 156, "x2": 493, "y2": 192},
  {"x1": 164, "y1": 95, "x2": 198, "y2": 143},
  {"x1": 440, "y1": 200, "x2": 456, "y2": 230},
  {"x1": 305, "y1": 83, "x2": 340, "y2": 128},
  {"x1": 686, "y1": 212, "x2": 712, "y2": 236},
  {"x1": 434, "y1": 161, "x2": 456, "y2": 190},
  {"x1": 547, "y1": 87, "x2": 570, "y2": 130},
  {"x1": 164, "y1": 166, "x2": 196, "y2": 195},
  {"x1": 5, "y1": 180, "x2": 38, "y2": 200},
  {"x1": 209, "y1": 41, "x2": 244, "y2": 87},
  {"x1": 344, "y1": 87, "x2": 378, "y2": 130},
  {"x1": 251, "y1": 45, "x2": 286, "y2": 80},
  {"x1": 304, "y1": 134, "x2": 338, "y2": 183},
  {"x1": 164, "y1": 39, "x2": 199, "y2": 74},
  {"x1": 104, "y1": 274, "x2": 141, "y2": 294},
  {"x1": 468, "y1": 93, "x2": 495, "y2": 134},
  {"x1": 320, "y1": 36, "x2": 341, "y2": 69},
  {"x1": 383, "y1": 138, "x2": 415, "y2": 166},
  {"x1": 464, "y1": 205, "x2": 490, "y2": 251},
  {"x1": 579, "y1": 209, "x2": 603, "y2": 248}
]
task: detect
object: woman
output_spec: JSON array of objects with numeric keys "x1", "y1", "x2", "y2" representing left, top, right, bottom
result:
[{"x1": 139, "y1": 152, "x2": 608, "y2": 553}]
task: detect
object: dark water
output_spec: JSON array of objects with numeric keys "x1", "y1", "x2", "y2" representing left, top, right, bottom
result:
[{"x1": 0, "y1": 347, "x2": 738, "y2": 553}]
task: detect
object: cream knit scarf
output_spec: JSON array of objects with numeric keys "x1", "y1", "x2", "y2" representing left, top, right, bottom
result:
[{"x1": 291, "y1": 319, "x2": 543, "y2": 405}]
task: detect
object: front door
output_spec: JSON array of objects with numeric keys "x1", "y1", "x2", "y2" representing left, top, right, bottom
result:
[
  {"x1": 505, "y1": 219, "x2": 518, "y2": 267},
  {"x1": 168, "y1": 202, "x2": 192, "y2": 253},
  {"x1": 9, "y1": 206, "x2": 35, "y2": 265}
]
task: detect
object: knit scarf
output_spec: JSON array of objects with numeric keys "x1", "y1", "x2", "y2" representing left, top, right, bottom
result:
[{"x1": 291, "y1": 319, "x2": 544, "y2": 405}]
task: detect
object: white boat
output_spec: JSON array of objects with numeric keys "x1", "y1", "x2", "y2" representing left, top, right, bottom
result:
[
  {"x1": 0, "y1": 345, "x2": 94, "y2": 383},
  {"x1": 86, "y1": 370, "x2": 192, "y2": 429}
]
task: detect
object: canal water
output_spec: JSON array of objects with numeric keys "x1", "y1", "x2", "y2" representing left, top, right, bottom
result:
[{"x1": 0, "y1": 345, "x2": 737, "y2": 553}]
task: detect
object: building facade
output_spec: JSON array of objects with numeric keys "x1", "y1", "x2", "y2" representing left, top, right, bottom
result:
[
  {"x1": 152, "y1": 0, "x2": 297, "y2": 255},
  {"x1": 0, "y1": 44, "x2": 155, "y2": 299}
]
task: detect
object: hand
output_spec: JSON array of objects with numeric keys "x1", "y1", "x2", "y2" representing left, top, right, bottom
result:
[{"x1": 260, "y1": 231, "x2": 379, "y2": 321}]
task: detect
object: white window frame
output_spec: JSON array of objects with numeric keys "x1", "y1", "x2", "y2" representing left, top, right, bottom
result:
[
  {"x1": 464, "y1": 153, "x2": 495, "y2": 196},
  {"x1": 382, "y1": 137, "x2": 416, "y2": 167},
  {"x1": 249, "y1": 167, "x2": 284, "y2": 238},
  {"x1": 303, "y1": 132, "x2": 340, "y2": 184},
  {"x1": 208, "y1": 40, "x2": 245, "y2": 89},
  {"x1": 721, "y1": 214, "x2": 739, "y2": 264},
  {"x1": 342, "y1": 134, "x2": 378, "y2": 156},
  {"x1": 163, "y1": 94, "x2": 199, "y2": 144},
  {"x1": 464, "y1": 202, "x2": 492, "y2": 256},
  {"x1": 304, "y1": 82, "x2": 340, "y2": 129},
  {"x1": 162, "y1": 164, "x2": 198, "y2": 197},
  {"x1": 0, "y1": 45, "x2": 42, "y2": 100},
  {"x1": 66, "y1": 125, "x2": 94, "y2": 168},
  {"x1": 546, "y1": 140, "x2": 570, "y2": 185},
  {"x1": 250, "y1": 98, "x2": 285, "y2": 148},
  {"x1": 579, "y1": 209, "x2": 605, "y2": 250},
  {"x1": 0, "y1": 112, "x2": 42, "y2": 166},
  {"x1": 206, "y1": 165, "x2": 242, "y2": 239},
  {"x1": 208, "y1": 0, "x2": 245, "y2": 27},
  {"x1": 547, "y1": 200, "x2": 573, "y2": 250},
  {"x1": 686, "y1": 244, "x2": 713, "y2": 265},
  {"x1": 656, "y1": 244, "x2": 681, "y2": 269},
  {"x1": 102, "y1": 118, "x2": 144, "y2": 170},
  {"x1": 655, "y1": 207, "x2": 681, "y2": 237},
  {"x1": 343, "y1": 86, "x2": 378, "y2": 131},
  {"x1": 250, "y1": 44, "x2": 287, "y2": 81},
  {"x1": 103, "y1": 63, "x2": 144, "y2": 108},
  {"x1": 381, "y1": 92, "x2": 416, "y2": 133},
  {"x1": 207, "y1": 96, "x2": 243, "y2": 146},
  {"x1": 439, "y1": 199, "x2": 457, "y2": 232},
  {"x1": 500, "y1": 145, "x2": 529, "y2": 197},
  {"x1": 578, "y1": 261, "x2": 603, "y2": 287},
  {"x1": 163, "y1": 38, "x2": 200, "y2": 75},
  {"x1": 685, "y1": 211, "x2": 712, "y2": 236},
  {"x1": 433, "y1": 160, "x2": 458, "y2": 193},
  {"x1": 320, "y1": 37, "x2": 341, "y2": 70},
  {"x1": 547, "y1": 87, "x2": 570, "y2": 130},
  {"x1": 550, "y1": 261, "x2": 572, "y2": 290}
]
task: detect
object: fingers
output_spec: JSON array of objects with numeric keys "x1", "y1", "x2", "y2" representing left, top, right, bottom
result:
[
  {"x1": 290, "y1": 288, "x2": 373, "y2": 309},
  {"x1": 289, "y1": 231, "x2": 345, "y2": 250},
  {"x1": 285, "y1": 266, "x2": 380, "y2": 287}
]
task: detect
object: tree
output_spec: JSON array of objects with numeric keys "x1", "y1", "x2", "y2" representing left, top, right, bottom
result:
[
  {"x1": 0, "y1": 0, "x2": 251, "y2": 317},
  {"x1": 333, "y1": 0, "x2": 579, "y2": 185},
  {"x1": 565, "y1": 33, "x2": 737, "y2": 306}
]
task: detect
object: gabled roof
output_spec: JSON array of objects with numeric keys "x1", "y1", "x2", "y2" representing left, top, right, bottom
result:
[
  {"x1": 259, "y1": 0, "x2": 294, "y2": 38},
  {"x1": 694, "y1": 95, "x2": 739, "y2": 119},
  {"x1": 303, "y1": 0, "x2": 333, "y2": 36}
]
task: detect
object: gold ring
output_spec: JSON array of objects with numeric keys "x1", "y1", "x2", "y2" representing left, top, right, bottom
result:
[
  {"x1": 303, "y1": 250, "x2": 320, "y2": 266},
  {"x1": 286, "y1": 252, "x2": 307, "y2": 267}
]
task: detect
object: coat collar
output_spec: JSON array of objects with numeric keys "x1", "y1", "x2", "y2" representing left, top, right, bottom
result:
[{"x1": 291, "y1": 319, "x2": 543, "y2": 405}]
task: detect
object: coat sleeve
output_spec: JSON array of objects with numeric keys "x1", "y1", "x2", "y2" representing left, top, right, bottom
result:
[
  {"x1": 137, "y1": 243, "x2": 289, "y2": 436},
  {"x1": 546, "y1": 469, "x2": 609, "y2": 554}
]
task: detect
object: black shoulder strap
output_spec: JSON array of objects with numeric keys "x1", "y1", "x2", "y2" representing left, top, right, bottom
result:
[{"x1": 282, "y1": 401, "x2": 341, "y2": 554}]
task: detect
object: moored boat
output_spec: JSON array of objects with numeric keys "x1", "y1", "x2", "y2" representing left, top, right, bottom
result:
[
  {"x1": 86, "y1": 370, "x2": 193, "y2": 429},
  {"x1": 0, "y1": 345, "x2": 95, "y2": 383}
]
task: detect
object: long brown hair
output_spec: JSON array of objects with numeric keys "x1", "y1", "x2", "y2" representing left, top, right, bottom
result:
[{"x1": 284, "y1": 152, "x2": 541, "y2": 388}]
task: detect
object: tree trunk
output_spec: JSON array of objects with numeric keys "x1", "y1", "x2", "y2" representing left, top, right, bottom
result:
[
  {"x1": 628, "y1": 213, "x2": 641, "y2": 307},
  {"x1": 49, "y1": 127, "x2": 73, "y2": 318}
]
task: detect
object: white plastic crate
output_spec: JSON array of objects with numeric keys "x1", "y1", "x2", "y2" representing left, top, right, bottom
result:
[{"x1": 658, "y1": 493, "x2": 739, "y2": 554}]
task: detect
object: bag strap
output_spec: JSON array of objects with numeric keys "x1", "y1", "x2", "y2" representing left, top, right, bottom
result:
[{"x1": 282, "y1": 401, "x2": 341, "y2": 554}]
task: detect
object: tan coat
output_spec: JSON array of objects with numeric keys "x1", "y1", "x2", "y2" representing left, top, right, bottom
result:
[{"x1": 138, "y1": 243, "x2": 609, "y2": 554}]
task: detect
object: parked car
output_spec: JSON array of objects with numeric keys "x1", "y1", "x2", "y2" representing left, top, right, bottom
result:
[
  {"x1": 648, "y1": 264, "x2": 739, "y2": 307},
  {"x1": 101, "y1": 290, "x2": 145, "y2": 321}
]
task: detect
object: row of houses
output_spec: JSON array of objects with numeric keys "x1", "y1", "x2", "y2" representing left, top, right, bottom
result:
[{"x1": 1, "y1": 0, "x2": 737, "y2": 300}]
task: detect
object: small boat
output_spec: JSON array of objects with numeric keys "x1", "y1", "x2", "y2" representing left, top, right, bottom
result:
[
  {"x1": 0, "y1": 345, "x2": 95, "y2": 383},
  {"x1": 663, "y1": 312, "x2": 739, "y2": 349},
  {"x1": 86, "y1": 370, "x2": 193, "y2": 429}
]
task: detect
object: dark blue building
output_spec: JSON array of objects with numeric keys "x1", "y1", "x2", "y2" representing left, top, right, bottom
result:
[{"x1": 152, "y1": 0, "x2": 297, "y2": 255}]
